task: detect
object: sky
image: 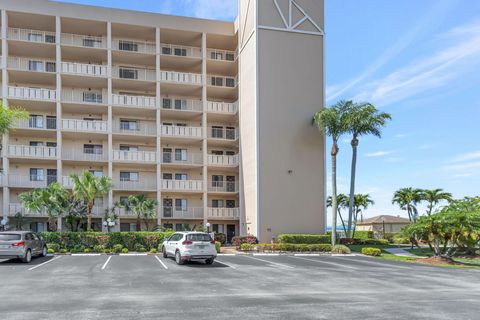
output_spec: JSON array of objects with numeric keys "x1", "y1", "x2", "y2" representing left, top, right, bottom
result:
[{"x1": 56, "y1": 0, "x2": 480, "y2": 223}]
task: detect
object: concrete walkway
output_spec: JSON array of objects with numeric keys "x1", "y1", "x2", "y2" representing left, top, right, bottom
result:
[{"x1": 384, "y1": 248, "x2": 423, "y2": 258}]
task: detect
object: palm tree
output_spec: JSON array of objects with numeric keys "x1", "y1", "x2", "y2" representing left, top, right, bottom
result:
[
  {"x1": 103, "y1": 202, "x2": 121, "y2": 232},
  {"x1": 349, "y1": 194, "x2": 375, "y2": 238},
  {"x1": 420, "y1": 188, "x2": 452, "y2": 215},
  {"x1": 392, "y1": 187, "x2": 423, "y2": 222},
  {"x1": 128, "y1": 194, "x2": 158, "y2": 231},
  {"x1": 327, "y1": 194, "x2": 349, "y2": 235},
  {"x1": 345, "y1": 103, "x2": 391, "y2": 238},
  {"x1": 19, "y1": 182, "x2": 69, "y2": 231},
  {"x1": 0, "y1": 102, "x2": 28, "y2": 135},
  {"x1": 70, "y1": 171, "x2": 112, "y2": 231},
  {"x1": 313, "y1": 101, "x2": 351, "y2": 245}
]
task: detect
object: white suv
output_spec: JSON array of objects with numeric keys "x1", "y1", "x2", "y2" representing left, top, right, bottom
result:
[{"x1": 162, "y1": 232, "x2": 217, "y2": 265}]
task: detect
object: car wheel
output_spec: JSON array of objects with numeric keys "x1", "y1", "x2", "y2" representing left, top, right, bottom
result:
[
  {"x1": 41, "y1": 246, "x2": 48, "y2": 257},
  {"x1": 162, "y1": 247, "x2": 168, "y2": 258},
  {"x1": 21, "y1": 250, "x2": 32, "y2": 263},
  {"x1": 175, "y1": 250, "x2": 184, "y2": 265},
  {"x1": 205, "y1": 258, "x2": 214, "y2": 265}
]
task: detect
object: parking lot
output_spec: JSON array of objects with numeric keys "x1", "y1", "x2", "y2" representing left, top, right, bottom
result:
[{"x1": 1, "y1": 254, "x2": 479, "y2": 319}]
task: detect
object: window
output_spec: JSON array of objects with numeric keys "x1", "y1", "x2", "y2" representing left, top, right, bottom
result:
[
  {"x1": 120, "y1": 119, "x2": 139, "y2": 131},
  {"x1": 212, "y1": 199, "x2": 224, "y2": 208},
  {"x1": 30, "y1": 168, "x2": 45, "y2": 181},
  {"x1": 28, "y1": 32, "x2": 43, "y2": 42},
  {"x1": 226, "y1": 200, "x2": 236, "y2": 208},
  {"x1": 120, "y1": 171, "x2": 139, "y2": 182},
  {"x1": 84, "y1": 144, "x2": 103, "y2": 155},
  {"x1": 120, "y1": 223, "x2": 136, "y2": 232},
  {"x1": 25, "y1": 233, "x2": 34, "y2": 241},
  {"x1": 119, "y1": 67, "x2": 138, "y2": 79},
  {"x1": 174, "y1": 48, "x2": 187, "y2": 57},
  {"x1": 162, "y1": 47, "x2": 172, "y2": 55},
  {"x1": 175, "y1": 224, "x2": 189, "y2": 232},
  {"x1": 176, "y1": 123, "x2": 187, "y2": 127},
  {"x1": 46, "y1": 116, "x2": 57, "y2": 129},
  {"x1": 83, "y1": 92, "x2": 102, "y2": 103},
  {"x1": 211, "y1": 150, "x2": 224, "y2": 155},
  {"x1": 46, "y1": 142, "x2": 57, "y2": 148},
  {"x1": 212, "y1": 126, "x2": 223, "y2": 138},
  {"x1": 162, "y1": 98, "x2": 172, "y2": 109},
  {"x1": 163, "y1": 223, "x2": 173, "y2": 230},
  {"x1": 226, "y1": 78, "x2": 235, "y2": 88},
  {"x1": 120, "y1": 145, "x2": 139, "y2": 152},
  {"x1": 187, "y1": 234, "x2": 212, "y2": 242},
  {"x1": 226, "y1": 53, "x2": 235, "y2": 61},
  {"x1": 45, "y1": 35, "x2": 56, "y2": 43},
  {"x1": 28, "y1": 60, "x2": 44, "y2": 72},
  {"x1": 226, "y1": 127, "x2": 236, "y2": 140},
  {"x1": 83, "y1": 38, "x2": 102, "y2": 48},
  {"x1": 163, "y1": 173, "x2": 173, "y2": 180},
  {"x1": 119, "y1": 196, "x2": 130, "y2": 207},
  {"x1": 212, "y1": 175, "x2": 224, "y2": 187},
  {"x1": 89, "y1": 170, "x2": 103, "y2": 177},
  {"x1": 0, "y1": 234, "x2": 21, "y2": 241},
  {"x1": 211, "y1": 77, "x2": 223, "y2": 86},
  {"x1": 211, "y1": 52, "x2": 223, "y2": 60},
  {"x1": 46, "y1": 62, "x2": 56, "y2": 72},
  {"x1": 29, "y1": 141, "x2": 44, "y2": 147},
  {"x1": 213, "y1": 224, "x2": 224, "y2": 233},
  {"x1": 175, "y1": 199, "x2": 188, "y2": 211},
  {"x1": 29, "y1": 115, "x2": 44, "y2": 128},
  {"x1": 175, "y1": 173, "x2": 187, "y2": 180},
  {"x1": 175, "y1": 149, "x2": 187, "y2": 161},
  {"x1": 119, "y1": 40, "x2": 138, "y2": 52},
  {"x1": 174, "y1": 99, "x2": 186, "y2": 110}
]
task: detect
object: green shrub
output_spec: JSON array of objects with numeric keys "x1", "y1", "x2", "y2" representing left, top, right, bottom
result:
[
  {"x1": 383, "y1": 232, "x2": 401, "y2": 243},
  {"x1": 361, "y1": 247, "x2": 382, "y2": 256},
  {"x1": 392, "y1": 234, "x2": 410, "y2": 245},
  {"x1": 240, "y1": 243, "x2": 332, "y2": 252},
  {"x1": 47, "y1": 243, "x2": 61, "y2": 252},
  {"x1": 158, "y1": 243, "x2": 164, "y2": 252},
  {"x1": 59, "y1": 249, "x2": 68, "y2": 254},
  {"x1": 47, "y1": 248, "x2": 55, "y2": 254},
  {"x1": 93, "y1": 245, "x2": 105, "y2": 253},
  {"x1": 276, "y1": 234, "x2": 330, "y2": 244},
  {"x1": 232, "y1": 235, "x2": 258, "y2": 248},
  {"x1": 149, "y1": 248, "x2": 157, "y2": 254},
  {"x1": 134, "y1": 244, "x2": 146, "y2": 252},
  {"x1": 112, "y1": 244, "x2": 124, "y2": 254},
  {"x1": 70, "y1": 245, "x2": 85, "y2": 253},
  {"x1": 340, "y1": 238, "x2": 389, "y2": 245},
  {"x1": 103, "y1": 249, "x2": 112, "y2": 254},
  {"x1": 215, "y1": 241, "x2": 221, "y2": 253},
  {"x1": 83, "y1": 248, "x2": 92, "y2": 253},
  {"x1": 353, "y1": 231, "x2": 374, "y2": 239},
  {"x1": 240, "y1": 243, "x2": 254, "y2": 251},
  {"x1": 214, "y1": 233, "x2": 226, "y2": 244},
  {"x1": 121, "y1": 248, "x2": 129, "y2": 254},
  {"x1": 331, "y1": 245, "x2": 351, "y2": 254}
]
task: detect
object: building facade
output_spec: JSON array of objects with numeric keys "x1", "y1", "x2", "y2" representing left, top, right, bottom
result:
[{"x1": 0, "y1": 0, "x2": 325, "y2": 242}]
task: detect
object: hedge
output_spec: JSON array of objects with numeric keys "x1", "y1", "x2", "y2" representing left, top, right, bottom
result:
[
  {"x1": 339, "y1": 238, "x2": 389, "y2": 245},
  {"x1": 40, "y1": 232, "x2": 173, "y2": 251},
  {"x1": 331, "y1": 245, "x2": 351, "y2": 254},
  {"x1": 240, "y1": 243, "x2": 332, "y2": 252},
  {"x1": 352, "y1": 231, "x2": 374, "y2": 239},
  {"x1": 276, "y1": 234, "x2": 330, "y2": 244},
  {"x1": 361, "y1": 247, "x2": 382, "y2": 256},
  {"x1": 232, "y1": 235, "x2": 258, "y2": 248}
]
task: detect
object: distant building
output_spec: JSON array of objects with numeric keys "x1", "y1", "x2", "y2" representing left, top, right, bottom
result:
[{"x1": 356, "y1": 215, "x2": 410, "y2": 235}]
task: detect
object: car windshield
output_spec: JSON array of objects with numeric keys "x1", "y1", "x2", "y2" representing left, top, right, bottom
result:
[
  {"x1": 0, "y1": 234, "x2": 21, "y2": 241},
  {"x1": 187, "y1": 234, "x2": 212, "y2": 242}
]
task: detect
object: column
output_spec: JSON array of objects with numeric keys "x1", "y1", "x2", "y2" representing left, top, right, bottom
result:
[
  {"x1": 201, "y1": 33, "x2": 208, "y2": 228},
  {"x1": 2, "y1": 9, "x2": 10, "y2": 218},
  {"x1": 107, "y1": 22, "x2": 113, "y2": 211},
  {"x1": 155, "y1": 27, "x2": 162, "y2": 228},
  {"x1": 55, "y1": 16, "x2": 63, "y2": 231}
]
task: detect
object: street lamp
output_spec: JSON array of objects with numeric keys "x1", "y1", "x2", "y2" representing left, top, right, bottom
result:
[
  {"x1": 206, "y1": 222, "x2": 211, "y2": 233},
  {"x1": 1, "y1": 217, "x2": 8, "y2": 231},
  {"x1": 103, "y1": 218, "x2": 115, "y2": 232}
]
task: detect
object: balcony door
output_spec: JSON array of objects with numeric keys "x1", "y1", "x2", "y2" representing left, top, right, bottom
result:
[
  {"x1": 47, "y1": 169, "x2": 57, "y2": 185},
  {"x1": 163, "y1": 199, "x2": 173, "y2": 218},
  {"x1": 226, "y1": 176, "x2": 236, "y2": 192},
  {"x1": 163, "y1": 148, "x2": 172, "y2": 163}
]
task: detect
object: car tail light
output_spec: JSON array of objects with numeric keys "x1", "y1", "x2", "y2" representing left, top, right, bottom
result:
[
  {"x1": 182, "y1": 240, "x2": 193, "y2": 245},
  {"x1": 12, "y1": 241, "x2": 25, "y2": 247}
]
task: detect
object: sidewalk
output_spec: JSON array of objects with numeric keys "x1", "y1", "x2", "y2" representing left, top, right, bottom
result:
[{"x1": 384, "y1": 248, "x2": 425, "y2": 258}]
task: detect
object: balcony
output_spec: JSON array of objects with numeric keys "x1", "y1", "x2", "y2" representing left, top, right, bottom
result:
[
  {"x1": 208, "y1": 75, "x2": 237, "y2": 88},
  {"x1": 112, "y1": 39, "x2": 156, "y2": 54},
  {"x1": 207, "y1": 49, "x2": 236, "y2": 62},
  {"x1": 161, "y1": 179, "x2": 203, "y2": 192},
  {"x1": 161, "y1": 207, "x2": 204, "y2": 219},
  {"x1": 62, "y1": 119, "x2": 108, "y2": 133},
  {"x1": 113, "y1": 179, "x2": 157, "y2": 191},
  {"x1": 8, "y1": 86, "x2": 56, "y2": 101},
  {"x1": 208, "y1": 181, "x2": 239, "y2": 193},
  {"x1": 61, "y1": 33, "x2": 106, "y2": 49},
  {"x1": 8, "y1": 28, "x2": 56, "y2": 44},
  {"x1": 8, "y1": 56, "x2": 56, "y2": 73},
  {"x1": 207, "y1": 207, "x2": 240, "y2": 219},
  {"x1": 112, "y1": 150, "x2": 157, "y2": 163},
  {"x1": 9, "y1": 203, "x2": 44, "y2": 216},
  {"x1": 8, "y1": 175, "x2": 57, "y2": 189},
  {"x1": 62, "y1": 148, "x2": 108, "y2": 162},
  {"x1": 208, "y1": 127, "x2": 238, "y2": 140},
  {"x1": 113, "y1": 121, "x2": 157, "y2": 136},
  {"x1": 207, "y1": 101, "x2": 238, "y2": 114},
  {"x1": 160, "y1": 71, "x2": 202, "y2": 85},
  {"x1": 61, "y1": 62, "x2": 108, "y2": 77},
  {"x1": 161, "y1": 97, "x2": 203, "y2": 112},
  {"x1": 162, "y1": 152, "x2": 203, "y2": 166},
  {"x1": 112, "y1": 66, "x2": 156, "y2": 82},
  {"x1": 207, "y1": 154, "x2": 239, "y2": 167},
  {"x1": 62, "y1": 176, "x2": 73, "y2": 188},
  {"x1": 8, "y1": 145, "x2": 57, "y2": 159},
  {"x1": 112, "y1": 94, "x2": 156, "y2": 109},
  {"x1": 161, "y1": 125, "x2": 202, "y2": 139},
  {"x1": 160, "y1": 43, "x2": 202, "y2": 58},
  {"x1": 62, "y1": 88, "x2": 105, "y2": 105},
  {"x1": 14, "y1": 117, "x2": 57, "y2": 130}
]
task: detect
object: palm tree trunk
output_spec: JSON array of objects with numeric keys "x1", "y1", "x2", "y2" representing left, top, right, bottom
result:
[
  {"x1": 337, "y1": 209, "x2": 347, "y2": 235},
  {"x1": 87, "y1": 202, "x2": 93, "y2": 231},
  {"x1": 136, "y1": 215, "x2": 141, "y2": 232},
  {"x1": 347, "y1": 138, "x2": 358, "y2": 238},
  {"x1": 331, "y1": 143, "x2": 339, "y2": 246}
]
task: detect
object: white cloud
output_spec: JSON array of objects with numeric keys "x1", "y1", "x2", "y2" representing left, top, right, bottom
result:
[
  {"x1": 451, "y1": 150, "x2": 480, "y2": 163},
  {"x1": 364, "y1": 151, "x2": 394, "y2": 157}
]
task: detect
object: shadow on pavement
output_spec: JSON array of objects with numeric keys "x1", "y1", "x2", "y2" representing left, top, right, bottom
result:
[{"x1": 0, "y1": 255, "x2": 54, "y2": 266}]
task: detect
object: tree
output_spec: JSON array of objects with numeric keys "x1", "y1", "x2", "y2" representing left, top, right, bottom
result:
[
  {"x1": 103, "y1": 202, "x2": 121, "y2": 232},
  {"x1": 128, "y1": 194, "x2": 158, "y2": 231},
  {"x1": 392, "y1": 188, "x2": 423, "y2": 222},
  {"x1": 12, "y1": 212, "x2": 30, "y2": 231},
  {"x1": 349, "y1": 194, "x2": 375, "y2": 238},
  {"x1": 420, "y1": 188, "x2": 452, "y2": 215},
  {"x1": 19, "y1": 182, "x2": 69, "y2": 231},
  {"x1": 345, "y1": 103, "x2": 391, "y2": 238},
  {"x1": 70, "y1": 171, "x2": 112, "y2": 231},
  {"x1": 327, "y1": 194, "x2": 349, "y2": 235},
  {"x1": 64, "y1": 197, "x2": 87, "y2": 232},
  {"x1": 313, "y1": 100, "x2": 351, "y2": 245},
  {"x1": 0, "y1": 102, "x2": 28, "y2": 135}
]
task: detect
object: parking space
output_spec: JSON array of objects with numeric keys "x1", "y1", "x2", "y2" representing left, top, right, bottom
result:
[{"x1": 1, "y1": 254, "x2": 479, "y2": 319}]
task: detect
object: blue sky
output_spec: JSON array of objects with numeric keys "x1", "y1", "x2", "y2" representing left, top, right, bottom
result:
[{"x1": 56, "y1": 0, "x2": 480, "y2": 222}]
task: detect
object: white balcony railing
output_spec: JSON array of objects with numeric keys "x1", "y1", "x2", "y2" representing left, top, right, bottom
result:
[
  {"x1": 208, "y1": 75, "x2": 238, "y2": 88},
  {"x1": 112, "y1": 39, "x2": 156, "y2": 54},
  {"x1": 14, "y1": 117, "x2": 57, "y2": 130},
  {"x1": 9, "y1": 203, "x2": 44, "y2": 216},
  {"x1": 62, "y1": 88, "x2": 105, "y2": 104},
  {"x1": 113, "y1": 150, "x2": 157, "y2": 163},
  {"x1": 61, "y1": 33, "x2": 106, "y2": 49},
  {"x1": 161, "y1": 125, "x2": 202, "y2": 138},
  {"x1": 112, "y1": 66, "x2": 156, "y2": 81},
  {"x1": 207, "y1": 101, "x2": 238, "y2": 114},
  {"x1": 113, "y1": 121, "x2": 157, "y2": 136},
  {"x1": 8, "y1": 145, "x2": 57, "y2": 159},
  {"x1": 62, "y1": 119, "x2": 108, "y2": 133},
  {"x1": 161, "y1": 152, "x2": 203, "y2": 165},
  {"x1": 113, "y1": 179, "x2": 157, "y2": 191},
  {"x1": 62, "y1": 148, "x2": 108, "y2": 162},
  {"x1": 62, "y1": 176, "x2": 73, "y2": 188},
  {"x1": 208, "y1": 181, "x2": 239, "y2": 193},
  {"x1": 160, "y1": 71, "x2": 202, "y2": 85},
  {"x1": 8, "y1": 56, "x2": 56, "y2": 73},
  {"x1": 161, "y1": 207, "x2": 204, "y2": 219},
  {"x1": 112, "y1": 94, "x2": 156, "y2": 109},
  {"x1": 8, "y1": 28, "x2": 56, "y2": 44},
  {"x1": 61, "y1": 62, "x2": 108, "y2": 77},
  {"x1": 208, "y1": 127, "x2": 238, "y2": 140},
  {"x1": 8, "y1": 175, "x2": 57, "y2": 188},
  {"x1": 161, "y1": 97, "x2": 203, "y2": 112},
  {"x1": 160, "y1": 43, "x2": 202, "y2": 58},
  {"x1": 207, "y1": 207, "x2": 240, "y2": 219},
  {"x1": 207, "y1": 49, "x2": 236, "y2": 62},
  {"x1": 8, "y1": 86, "x2": 56, "y2": 101},
  {"x1": 161, "y1": 179, "x2": 204, "y2": 192},
  {"x1": 207, "y1": 154, "x2": 239, "y2": 167}
]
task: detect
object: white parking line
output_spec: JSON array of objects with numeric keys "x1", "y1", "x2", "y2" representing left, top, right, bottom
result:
[
  {"x1": 291, "y1": 256, "x2": 358, "y2": 270},
  {"x1": 333, "y1": 256, "x2": 412, "y2": 269},
  {"x1": 101, "y1": 256, "x2": 112, "y2": 270},
  {"x1": 28, "y1": 256, "x2": 61, "y2": 271},
  {"x1": 215, "y1": 260, "x2": 237, "y2": 269},
  {"x1": 244, "y1": 255, "x2": 294, "y2": 269},
  {"x1": 154, "y1": 256, "x2": 168, "y2": 270}
]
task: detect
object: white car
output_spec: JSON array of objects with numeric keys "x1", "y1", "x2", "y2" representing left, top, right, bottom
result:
[{"x1": 162, "y1": 232, "x2": 217, "y2": 265}]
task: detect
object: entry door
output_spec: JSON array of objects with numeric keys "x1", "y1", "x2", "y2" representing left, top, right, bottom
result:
[
  {"x1": 163, "y1": 199, "x2": 173, "y2": 218},
  {"x1": 226, "y1": 176, "x2": 236, "y2": 192},
  {"x1": 163, "y1": 148, "x2": 172, "y2": 163},
  {"x1": 226, "y1": 225, "x2": 236, "y2": 243},
  {"x1": 47, "y1": 169, "x2": 57, "y2": 185}
]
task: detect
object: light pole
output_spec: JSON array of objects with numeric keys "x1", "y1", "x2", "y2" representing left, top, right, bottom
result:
[
  {"x1": 206, "y1": 222, "x2": 211, "y2": 233},
  {"x1": 1, "y1": 217, "x2": 8, "y2": 231},
  {"x1": 103, "y1": 218, "x2": 115, "y2": 232}
]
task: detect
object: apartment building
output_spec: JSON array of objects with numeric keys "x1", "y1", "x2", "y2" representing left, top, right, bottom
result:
[{"x1": 0, "y1": 0, "x2": 325, "y2": 243}]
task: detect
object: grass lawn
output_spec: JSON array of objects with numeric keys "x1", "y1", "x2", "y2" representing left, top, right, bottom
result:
[{"x1": 348, "y1": 244, "x2": 405, "y2": 253}]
